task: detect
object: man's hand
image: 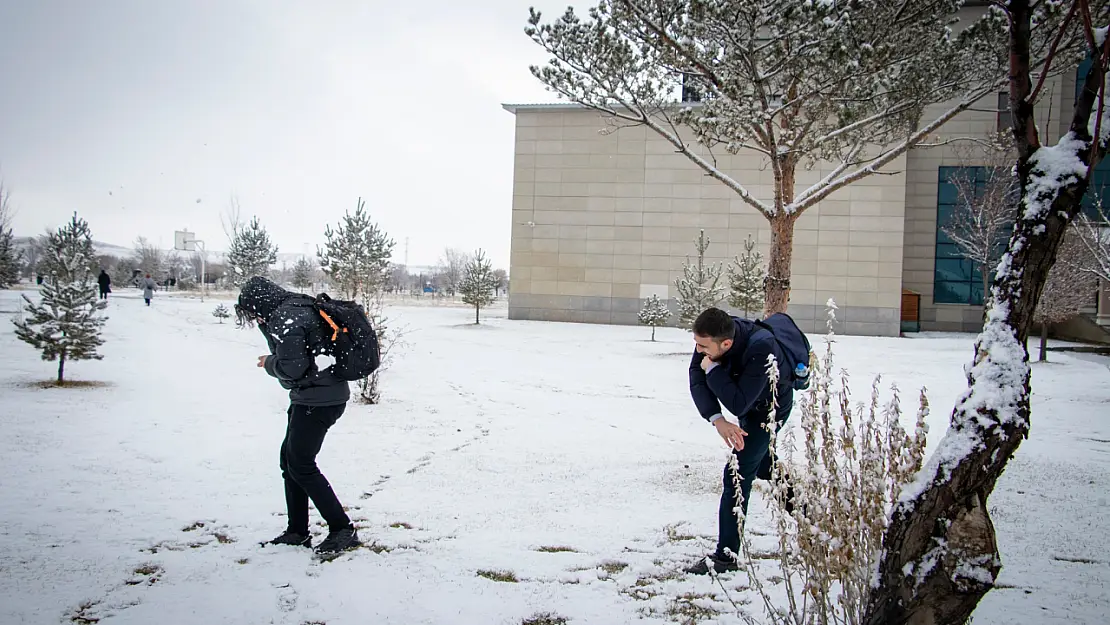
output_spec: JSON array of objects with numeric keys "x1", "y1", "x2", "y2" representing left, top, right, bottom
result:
[
  {"x1": 257, "y1": 355, "x2": 268, "y2": 368},
  {"x1": 714, "y1": 418, "x2": 747, "y2": 451},
  {"x1": 700, "y1": 354, "x2": 713, "y2": 372}
]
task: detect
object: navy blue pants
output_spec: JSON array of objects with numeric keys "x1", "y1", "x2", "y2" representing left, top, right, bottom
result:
[
  {"x1": 281, "y1": 404, "x2": 351, "y2": 534},
  {"x1": 717, "y1": 410, "x2": 790, "y2": 558}
]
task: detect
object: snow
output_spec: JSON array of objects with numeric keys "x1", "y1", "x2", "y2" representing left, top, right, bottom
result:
[
  {"x1": 1, "y1": 289, "x2": 1109, "y2": 624},
  {"x1": 1021, "y1": 134, "x2": 1091, "y2": 221}
]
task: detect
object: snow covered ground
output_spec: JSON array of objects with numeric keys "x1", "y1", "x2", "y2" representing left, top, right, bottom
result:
[{"x1": 0, "y1": 288, "x2": 1107, "y2": 625}]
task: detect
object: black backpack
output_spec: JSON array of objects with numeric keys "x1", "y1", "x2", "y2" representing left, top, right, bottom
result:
[
  {"x1": 311, "y1": 293, "x2": 380, "y2": 381},
  {"x1": 754, "y1": 312, "x2": 814, "y2": 391}
]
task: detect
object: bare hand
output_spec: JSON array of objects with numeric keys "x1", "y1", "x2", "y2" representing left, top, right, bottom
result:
[
  {"x1": 714, "y1": 419, "x2": 747, "y2": 451},
  {"x1": 257, "y1": 355, "x2": 268, "y2": 368},
  {"x1": 700, "y1": 355, "x2": 713, "y2": 372}
]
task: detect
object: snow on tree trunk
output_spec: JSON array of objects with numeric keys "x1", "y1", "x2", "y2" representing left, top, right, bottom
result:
[
  {"x1": 673, "y1": 230, "x2": 726, "y2": 329},
  {"x1": 864, "y1": 4, "x2": 1110, "y2": 623}
]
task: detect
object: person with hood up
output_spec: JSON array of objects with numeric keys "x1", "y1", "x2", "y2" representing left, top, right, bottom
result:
[
  {"x1": 140, "y1": 274, "x2": 157, "y2": 306},
  {"x1": 97, "y1": 269, "x2": 112, "y2": 300},
  {"x1": 235, "y1": 276, "x2": 360, "y2": 555}
]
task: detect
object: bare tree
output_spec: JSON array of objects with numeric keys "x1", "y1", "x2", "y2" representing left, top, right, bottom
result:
[
  {"x1": 941, "y1": 135, "x2": 1020, "y2": 302},
  {"x1": 221, "y1": 194, "x2": 244, "y2": 245},
  {"x1": 865, "y1": 3, "x2": 1110, "y2": 623},
  {"x1": 0, "y1": 178, "x2": 13, "y2": 230},
  {"x1": 387, "y1": 263, "x2": 409, "y2": 293},
  {"x1": 492, "y1": 268, "x2": 509, "y2": 296},
  {"x1": 1074, "y1": 202, "x2": 1110, "y2": 281},
  {"x1": 436, "y1": 248, "x2": 467, "y2": 296},
  {"x1": 1035, "y1": 226, "x2": 1099, "y2": 361},
  {"x1": 132, "y1": 237, "x2": 166, "y2": 278}
]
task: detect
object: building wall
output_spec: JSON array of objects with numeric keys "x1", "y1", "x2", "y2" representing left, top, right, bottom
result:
[
  {"x1": 508, "y1": 108, "x2": 907, "y2": 336},
  {"x1": 901, "y1": 75, "x2": 1070, "y2": 332}
]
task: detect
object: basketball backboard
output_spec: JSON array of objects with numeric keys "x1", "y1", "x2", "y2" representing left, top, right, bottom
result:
[{"x1": 174, "y1": 230, "x2": 197, "y2": 252}]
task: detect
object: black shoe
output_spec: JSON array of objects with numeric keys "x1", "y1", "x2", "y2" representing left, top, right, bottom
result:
[
  {"x1": 265, "y1": 531, "x2": 311, "y2": 548},
  {"x1": 315, "y1": 526, "x2": 360, "y2": 554},
  {"x1": 685, "y1": 552, "x2": 739, "y2": 575}
]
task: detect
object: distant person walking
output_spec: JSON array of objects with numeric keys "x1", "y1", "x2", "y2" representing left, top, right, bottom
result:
[
  {"x1": 97, "y1": 270, "x2": 112, "y2": 300},
  {"x1": 140, "y1": 274, "x2": 157, "y2": 306}
]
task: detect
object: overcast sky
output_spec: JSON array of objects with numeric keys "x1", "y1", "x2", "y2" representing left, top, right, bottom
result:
[{"x1": 0, "y1": 0, "x2": 564, "y2": 269}]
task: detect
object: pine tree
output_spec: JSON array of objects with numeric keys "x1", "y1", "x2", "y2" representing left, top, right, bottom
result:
[
  {"x1": 317, "y1": 197, "x2": 396, "y2": 403},
  {"x1": 727, "y1": 233, "x2": 766, "y2": 319},
  {"x1": 291, "y1": 258, "x2": 315, "y2": 291},
  {"x1": 38, "y1": 213, "x2": 96, "y2": 281},
  {"x1": 0, "y1": 225, "x2": 21, "y2": 289},
  {"x1": 318, "y1": 198, "x2": 394, "y2": 300},
  {"x1": 225, "y1": 216, "x2": 278, "y2": 288},
  {"x1": 13, "y1": 214, "x2": 107, "y2": 383},
  {"x1": 459, "y1": 248, "x2": 497, "y2": 324},
  {"x1": 674, "y1": 230, "x2": 726, "y2": 330},
  {"x1": 213, "y1": 303, "x2": 230, "y2": 323},
  {"x1": 637, "y1": 294, "x2": 671, "y2": 341}
]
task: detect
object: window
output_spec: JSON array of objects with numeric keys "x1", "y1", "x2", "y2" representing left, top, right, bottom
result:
[
  {"x1": 935, "y1": 167, "x2": 990, "y2": 305},
  {"x1": 997, "y1": 91, "x2": 1012, "y2": 133},
  {"x1": 1076, "y1": 57, "x2": 1110, "y2": 222}
]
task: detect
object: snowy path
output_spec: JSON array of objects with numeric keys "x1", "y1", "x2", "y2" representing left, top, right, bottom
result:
[{"x1": 0, "y1": 289, "x2": 1107, "y2": 624}]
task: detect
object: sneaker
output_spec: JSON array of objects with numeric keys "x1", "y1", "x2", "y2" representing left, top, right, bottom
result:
[
  {"x1": 314, "y1": 526, "x2": 361, "y2": 554},
  {"x1": 266, "y1": 530, "x2": 311, "y2": 548},
  {"x1": 685, "y1": 552, "x2": 739, "y2": 575}
]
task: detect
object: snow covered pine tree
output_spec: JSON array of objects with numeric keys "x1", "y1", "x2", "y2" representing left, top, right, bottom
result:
[
  {"x1": 13, "y1": 213, "x2": 107, "y2": 384},
  {"x1": 226, "y1": 216, "x2": 278, "y2": 288},
  {"x1": 459, "y1": 248, "x2": 498, "y2": 324},
  {"x1": 727, "y1": 233, "x2": 765, "y2": 319},
  {"x1": 317, "y1": 197, "x2": 395, "y2": 403},
  {"x1": 213, "y1": 303, "x2": 231, "y2": 324},
  {"x1": 674, "y1": 229, "x2": 726, "y2": 329},
  {"x1": 637, "y1": 294, "x2": 671, "y2": 340}
]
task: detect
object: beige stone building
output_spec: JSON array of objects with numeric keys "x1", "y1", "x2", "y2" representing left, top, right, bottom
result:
[{"x1": 502, "y1": 66, "x2": 1109, "y2": 337}]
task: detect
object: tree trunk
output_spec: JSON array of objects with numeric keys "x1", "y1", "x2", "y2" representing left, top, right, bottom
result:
[
  {"x1": 1039, "y1": 321, "x2": 1048, "y2": 362},
  {"x1": 57, "y1": 353, "x2": 65, "y2": 384},
  {"x1": 864, "y1": 3, "x2": 1106, "y2": 622},
  {"x1": 475, "y1": 303, "x2": 480, "y2": 325},
  {"x1": 651, "y1": 325, "x2": 656, "y2": 341},
  {"x1": 765, "y1": 212, "x2": 798, "y2": 315}
]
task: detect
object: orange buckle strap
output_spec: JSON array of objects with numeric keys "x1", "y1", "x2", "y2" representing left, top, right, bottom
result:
[{"x1": 318, "y1": 310, "x2": 340, "y2": 341}]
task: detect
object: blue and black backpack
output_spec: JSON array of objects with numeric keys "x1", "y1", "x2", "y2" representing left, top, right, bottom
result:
[{"x1": 755, "y1": 312, "x2": 814, "y2": 391}]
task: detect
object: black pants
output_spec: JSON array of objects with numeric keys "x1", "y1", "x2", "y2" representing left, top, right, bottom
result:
[
  {"x1": 280, "y1": 404, "x2": 351, "y2": 534},
  {"x1": 717, "y1": 410, "x2": 790, "y2": 558}
]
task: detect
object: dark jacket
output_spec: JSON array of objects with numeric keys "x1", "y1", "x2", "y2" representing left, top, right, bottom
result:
[
  {"x1": 689, "y1": 317, "x2": 794, "y2": 429},
  {"x1": 238, "y1": 277, "x2": 350, "y2": 407},
  {"x1": 98, "y1": 271, "x2": 111, "y2": 289}
]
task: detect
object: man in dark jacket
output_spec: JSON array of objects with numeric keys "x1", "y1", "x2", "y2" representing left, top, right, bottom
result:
[
  {"x1": 97, "y1": 270, "x2": 111, "y2": 300},
  {"x1": 685, "y1": 307, "x2": 794, "y2": 575},
  {"x1": 235, "y1": 276, "x2": 360, "y2": 555}
]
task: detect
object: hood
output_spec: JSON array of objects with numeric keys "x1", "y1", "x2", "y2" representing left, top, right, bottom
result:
[
  {"x1": 721, "y1": 317, "x2": 758, "y2": 360},
  {"x1": 237, "y1": 276, "x2": 294, "y2": 321}
]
